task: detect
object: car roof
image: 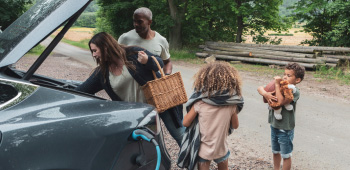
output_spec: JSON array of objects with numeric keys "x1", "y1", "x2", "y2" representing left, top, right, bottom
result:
[{"x1": 0, "y1": 0, "x2": 91, "y2": 67}]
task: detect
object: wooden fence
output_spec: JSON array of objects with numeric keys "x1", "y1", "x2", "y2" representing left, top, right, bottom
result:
[{"x1": 196, "y1": 41, "x2": 350, "y2": 69}]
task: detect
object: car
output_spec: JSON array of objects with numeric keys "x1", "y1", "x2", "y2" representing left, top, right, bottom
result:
[{"x1": 0, "y1": 0, "x2": 171, "y2": 169}]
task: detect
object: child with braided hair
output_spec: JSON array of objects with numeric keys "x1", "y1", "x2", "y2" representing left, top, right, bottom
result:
[{"x1": 181, "y1": 61, "x2": 244, "y2": 170}]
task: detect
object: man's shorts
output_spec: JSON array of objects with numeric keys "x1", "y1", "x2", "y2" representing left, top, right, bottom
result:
[
  {"x1": 270, "y1": 125, "x2": 294, "y2": 159},
  {"x1": 198, "y1": 151, "x2": 230, "y2": 164}
]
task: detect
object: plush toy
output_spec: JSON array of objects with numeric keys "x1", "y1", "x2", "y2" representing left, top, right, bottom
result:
[{"x1": 263, "y1": 80, "x2": 296, "y2": 120}]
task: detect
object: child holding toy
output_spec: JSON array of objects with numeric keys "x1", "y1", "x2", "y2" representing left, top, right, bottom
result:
[
  {"x1": 257, "y1": 62, "x2": 305, "y2": 170},
  {"x1": 263, "y1": 78, "x2": 297, "y2": 120},
  {"x1": 182, "y1": 61, "x2": 244, "y2": 170}
]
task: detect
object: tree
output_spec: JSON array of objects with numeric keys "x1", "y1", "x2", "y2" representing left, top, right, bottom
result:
[
  {"x1": 232, "y1": 0, "x2": 289, "y2": 43},
  {"x1": 0, "y1": 0, "x2": 33, "y2": 30},
  {"x1": 290, "y1": 0, "x2": 350, "y2": 47},
  {"x1": 96, "y1": 0, "x2": 290, "y2": 49}
]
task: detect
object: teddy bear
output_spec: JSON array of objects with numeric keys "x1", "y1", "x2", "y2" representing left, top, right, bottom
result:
[{"x1": 263, "y1": 80, "x2": 296, "y2": 120}]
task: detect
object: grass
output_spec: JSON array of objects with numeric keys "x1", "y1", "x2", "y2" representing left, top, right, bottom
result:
[
  {"x1": 268, "y1": 33, "x2": 294, "y2": 36},
  {"x1": 61, "y1": 38, "x2": 90, "y2": 50},
  {"x1": 170, "y1": 49, "x2": 204, "y2": 64},
  {"x1": 314, "y1": 65, "x2": 350, "y2": 85},
  {"x1": 28, "y1": 44, "x2": 46, "y2": 55}
]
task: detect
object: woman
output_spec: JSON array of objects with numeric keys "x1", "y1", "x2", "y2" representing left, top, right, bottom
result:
[
  {"x1": 76, "y1": 32, "x2": 185, "y2": 146},
  {"x1": 75, "y1": 32, "x2": 164, "y2": 102}
]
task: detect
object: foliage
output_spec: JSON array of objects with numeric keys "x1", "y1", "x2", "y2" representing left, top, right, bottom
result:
[
  {"x1": 28, "y1": 44, "x2": 45, "y2": 55},
  {"x1": 290, "y1": 0, "x2": 350, "y2": 47},
  {"x1": 279, "y1": 0, "x2": 298, "y2": 17},
  {"x1": 74, "y1": 12, "x2": 96, "y2": 28},
  {"x1": 96, "y1": 0, "x2": 291, "y2": 48},
  {"x1": 0, "y1": 0, "x2": 32, "y2": 30},
  {"x1": 315, "y1": 65, "x2": 350, "y2": 84},
  {"x1": 85, "y1": 1, "x2": 99, "y2": 12}
]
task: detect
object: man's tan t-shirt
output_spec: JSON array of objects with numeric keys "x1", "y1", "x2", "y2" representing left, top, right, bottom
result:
[{"x1": 118, "y1": 29, "x2": 170, "y2": 60}]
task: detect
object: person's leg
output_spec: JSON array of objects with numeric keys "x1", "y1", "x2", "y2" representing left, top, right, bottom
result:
[
  {"x1": 279, "y1": 129, "x2": 294, "y2": 170},
  {"x1": 159, "y1": 111, "x2": 185, "y2": 146},
  {"x1": 217, "y1": 159, "x2": 228, "y2": 170},
  {"x1": 282, "y1": 157, "x2": 291, "y2": 170},
  {"x1": 214, "y1": 151, "x2": 230, "y2": 170},
  {"x1": 198, "y1": 157, "x2": 211, "y2": 170},
  {"x1": 271, "y1": 126, "x2": 281, "y2": 170},
  {"x1": 273, "y1": 153, "x2": 282, "y2": 170}
]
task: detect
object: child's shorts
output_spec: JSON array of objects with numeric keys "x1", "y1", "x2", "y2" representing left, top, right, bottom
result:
[
  {"x1": 270, "y1": 125, "x2": 294, "y2": 159},
  {"x1": 198, "y1": 151, "x2": 230, "y2": 164}
]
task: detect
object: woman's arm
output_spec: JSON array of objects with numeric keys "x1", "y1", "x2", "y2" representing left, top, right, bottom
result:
[
  {"x1": 183, "y1": 105, "x2": 198, "y2": 127},
  {"x1": 75, "y1": 69, "x2": 103, "y2": 94}
]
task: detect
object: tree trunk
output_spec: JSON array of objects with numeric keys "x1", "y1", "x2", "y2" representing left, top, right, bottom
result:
[
  {"x1": 235, "y1": 0, "x2": 243, "y2": 43},
  {"x1": 168, "y1": 0, "x2": 188, "y2": 50},
  {"x1": 214, "y1": 54, "x2": 337, "y2": 69}
]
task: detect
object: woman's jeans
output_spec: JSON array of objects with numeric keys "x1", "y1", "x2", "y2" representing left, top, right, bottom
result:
[{"x1": 159, "y1": 111, "x2": 185, "y2": 146}]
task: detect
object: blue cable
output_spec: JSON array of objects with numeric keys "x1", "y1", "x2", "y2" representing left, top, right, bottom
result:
[
  {"x1": 132, "y1": 129, "x2": 161, "y2": 170},
  {"x1": 155, "y1": 145, "x2": 161, "y2": 170}
]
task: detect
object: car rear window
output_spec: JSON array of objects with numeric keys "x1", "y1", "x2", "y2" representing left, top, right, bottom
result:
[
  {"x1": 0, "y1": 0, "x2": 67, "y2": 60},
  {"x1": 0, "y1": 83, "x2": 19, "y2": 105}
]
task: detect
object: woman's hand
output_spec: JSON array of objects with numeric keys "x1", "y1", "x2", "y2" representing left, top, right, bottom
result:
[{"x1": 137, "y1": 51, "x2": 148, "y2": 64}]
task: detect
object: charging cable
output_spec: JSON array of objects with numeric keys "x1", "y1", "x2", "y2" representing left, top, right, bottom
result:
[{"x1": 132, "y1": 129, "x2": 161, "y2": 170}]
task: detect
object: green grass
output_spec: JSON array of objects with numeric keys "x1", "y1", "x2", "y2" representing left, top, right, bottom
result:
[
  {"x1": 28, "y1": 44, "x2": 45, "y2": 55},
  {"x1": 314, "y1": 65, "x2": 350, "y2": 85},
  {"x1": 61, "y1": 38, "x2": 90, "y2": 50},
  {"x1": 170, "y1": 49, "x2": 204, "y2": 64},
  {"x1": 268, "y1": 33, "x2": 294, "y2": 36}
]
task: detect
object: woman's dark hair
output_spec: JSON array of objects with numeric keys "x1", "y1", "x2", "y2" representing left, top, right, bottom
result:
[{"x1": 89, "y1": 32, "x2": 135, "y2": 79}]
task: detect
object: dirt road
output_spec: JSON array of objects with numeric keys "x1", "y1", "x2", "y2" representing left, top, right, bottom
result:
[
  {"x1": 26, "y1": 39, "x2": 350, "y2": 169},
  {"x1": 174, "y1": 62, "x2": 350, "y2": 170}
]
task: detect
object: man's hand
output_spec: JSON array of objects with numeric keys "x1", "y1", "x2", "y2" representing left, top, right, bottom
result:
[
  {"x1": 137, "y1": 51, "x2": 148, "y2": 64},
  {"x1": 163, "y1": 59, "x2": 172, "y2": 75}
]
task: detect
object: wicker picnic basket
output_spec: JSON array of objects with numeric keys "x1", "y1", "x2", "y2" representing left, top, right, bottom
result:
[{"x1": 142, "y1": 56, "x2": 188, "y2": 113}]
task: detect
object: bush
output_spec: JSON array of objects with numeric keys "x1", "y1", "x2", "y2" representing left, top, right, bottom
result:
[
  {"x1": 74, "y1": 12, "x2": 96, "y2": 28},
  {"x1": 268, "y1": 33, "x2": 293, "y2": 36}
]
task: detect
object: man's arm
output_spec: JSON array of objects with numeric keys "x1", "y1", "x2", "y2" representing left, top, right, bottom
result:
[{"x1": 163, "y1": 59, "x2": 172, "y2": 75}]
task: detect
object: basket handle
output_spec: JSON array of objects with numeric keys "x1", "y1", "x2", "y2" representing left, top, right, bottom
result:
[{"x1": 151, "y1": 56, "x2": 165, "y2": 79}]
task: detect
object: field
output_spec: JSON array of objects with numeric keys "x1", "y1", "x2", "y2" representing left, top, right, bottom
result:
[
  {"x1": 244, "y1": 28, "x2": 313, "y2": 45},
  {"x1": 52, "y1": 27, "x2": 95, "y2": 41},
  {"x1": 54, "y1": 27, "x2": 312, "y2": 46}
]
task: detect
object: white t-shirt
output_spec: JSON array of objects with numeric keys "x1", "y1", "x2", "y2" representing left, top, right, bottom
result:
[
  {"x1": 109, "y1": 65, "x2": 146, "y2": 103},
  {"x1": 118, "y1": 29, "x2": 170, "y2": 60}
]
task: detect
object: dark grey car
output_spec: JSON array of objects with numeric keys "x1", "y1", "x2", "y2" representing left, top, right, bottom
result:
[{"x1": 0, "y1": 0, "x2": 171, "y2": 169}]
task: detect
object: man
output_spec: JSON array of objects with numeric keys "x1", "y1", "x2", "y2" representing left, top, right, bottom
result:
[
  {"x1": 118, "y1": 7, "x2": 172, "y2": 75},
  {"x1": 118, "y1": 7, "x2": 184, "y2": 146}
]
